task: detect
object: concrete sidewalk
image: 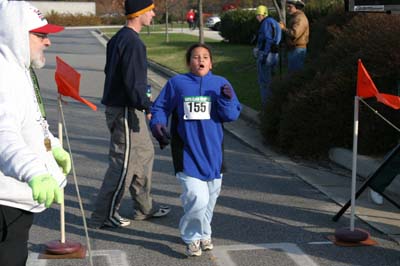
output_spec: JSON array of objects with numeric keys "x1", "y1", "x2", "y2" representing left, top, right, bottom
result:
[{"x1": 93, "y1": 28, "x2": 400, "y2": 245}]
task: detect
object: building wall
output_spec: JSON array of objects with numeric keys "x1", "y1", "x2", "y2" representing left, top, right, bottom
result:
[{"x1": 28, "y1": 1, "x2": 96, "y2": 15}]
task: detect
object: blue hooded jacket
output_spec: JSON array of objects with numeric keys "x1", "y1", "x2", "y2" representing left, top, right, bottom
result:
[{"x1": 150, "y1": 72, "x2": 241, "y2": 181}]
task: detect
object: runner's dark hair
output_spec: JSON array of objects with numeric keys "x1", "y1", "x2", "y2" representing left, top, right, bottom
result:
[{"x1": 185, "y1": 43, "x2": 213, "y2": 65}]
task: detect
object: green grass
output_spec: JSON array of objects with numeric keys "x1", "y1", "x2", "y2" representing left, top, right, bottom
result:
[
  {"x1": 101, "y1": 22, "x2": 193, "y2": 34},
  {"x1": 102, "y1": 29, "x2": 261, "y2": 110},
  {"x1": 146, "y1": 22, "x2": 189, "y2": 32},
  {"x1": 101, "y1": 27, "x2": 123, "y2": 35}
]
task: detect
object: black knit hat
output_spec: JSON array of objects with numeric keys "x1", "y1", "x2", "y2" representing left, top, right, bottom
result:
[
  {"x1": 125, "y1": 0, "x2": 155, "y2": 18},
  {"x1": 286, "y1": 0, "x2": 305, "y2": 8}
]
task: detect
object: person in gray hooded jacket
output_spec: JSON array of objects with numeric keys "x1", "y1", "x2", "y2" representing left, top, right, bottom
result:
[{"x1": 0, "y1": 1, "x2": 68, "y2": 265}]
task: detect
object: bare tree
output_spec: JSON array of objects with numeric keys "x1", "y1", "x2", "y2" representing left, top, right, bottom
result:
[
  {"x1": 111, "y1": 0, "x2": 124, "y2": 14},
  {"x1": 95, "y1": 0, "x2": 122, "y2": 14},
  {"x1": 155, "y1": 0, "x2": 181, "y2": 43},
  {"x1": 272, "y1": 0, "x2": 286, "y2": 22},
  {"x1": 165, "y1": 0, "x2": 170, "y2": 42}
]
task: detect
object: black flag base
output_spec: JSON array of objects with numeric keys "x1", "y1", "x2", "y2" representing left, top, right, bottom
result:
[
  {"x1": 335, "y1": 227, "x2": 369, "y2": 242},
  {"x1": 326, "y1": 227, "x2": 377, "y2": 247},
  {"x1": 39, "y1": 240, "x2": 86, "y2": 259}
]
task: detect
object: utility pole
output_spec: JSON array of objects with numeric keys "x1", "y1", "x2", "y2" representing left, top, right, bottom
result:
[{"x1": 198, "y1": 0, "x2": 204, "y2": 44}]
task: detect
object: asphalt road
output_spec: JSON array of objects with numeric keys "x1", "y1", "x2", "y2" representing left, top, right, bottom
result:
[{"x1": 26, "y1": 28, "x2": 400, "y2": 266}]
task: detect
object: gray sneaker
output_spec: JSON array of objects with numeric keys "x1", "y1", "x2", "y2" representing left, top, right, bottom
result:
[
  {"x1": 186, "y1": 240, "x2": 202, "y2": 257},
  {"x1": 133, "y1": 205, "x2": 171, "y2": 221},
  {"x1": 200, "y1": 239, "x2": 213, "y2": 251}
]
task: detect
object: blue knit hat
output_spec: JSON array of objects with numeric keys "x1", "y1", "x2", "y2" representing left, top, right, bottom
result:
[{"x1": 125, "y1": 0, "x2": 154, "y2": 18}]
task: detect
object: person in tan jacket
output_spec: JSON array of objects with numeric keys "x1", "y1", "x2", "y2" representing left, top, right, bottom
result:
[{"x1": 280, "y1": 0, "x2": 309, "y2": 73}]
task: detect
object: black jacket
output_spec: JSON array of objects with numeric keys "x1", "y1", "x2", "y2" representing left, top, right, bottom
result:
[{"x1": 101, "y1": 26, "x2": 151, "y2": 110}]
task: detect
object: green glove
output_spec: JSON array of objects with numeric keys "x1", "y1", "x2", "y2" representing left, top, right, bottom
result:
[
  {"x1": 28, "y1": 174, "x2": 63, "y2": 208},
  {"x1": 52, "y1": 147, "x2": 71, "y2": 175}
]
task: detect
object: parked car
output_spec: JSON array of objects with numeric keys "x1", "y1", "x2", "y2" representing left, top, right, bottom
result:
[{"x1": 205, "y1": 15, "x2": 221, "y2": 31}]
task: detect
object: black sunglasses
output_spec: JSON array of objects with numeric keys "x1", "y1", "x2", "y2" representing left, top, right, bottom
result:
[{"x1": 31, "y1": 32, "x2": 49, "y2": 40}]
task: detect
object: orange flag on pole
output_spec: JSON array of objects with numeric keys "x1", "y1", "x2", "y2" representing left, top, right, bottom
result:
[
  {"x1": 55, "y1": 56, "x2": 97, "y2": 111},
  {"x1": 357, "y1": 59, "x2": 400, "y2": 110}
]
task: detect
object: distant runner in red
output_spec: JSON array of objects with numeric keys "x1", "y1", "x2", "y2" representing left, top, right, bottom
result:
[{"x1": 186, "y1": 8, "x2": 195, "y2": 30}]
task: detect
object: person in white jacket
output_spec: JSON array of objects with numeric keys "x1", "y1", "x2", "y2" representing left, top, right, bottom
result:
[{"x1": 0, "y1": 1, "x2": 70, "y2": 265}]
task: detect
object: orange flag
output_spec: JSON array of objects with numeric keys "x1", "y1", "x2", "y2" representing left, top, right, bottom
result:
[
  {"x1": 357, "y1": 59, "x2": 400, "y2": 110},
  {"x1": 55, "y1": 56, "x2": 97, "y2": 111}
]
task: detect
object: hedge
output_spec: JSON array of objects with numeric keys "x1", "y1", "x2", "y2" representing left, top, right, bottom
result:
[{"x1": 261, "y1": 10, "x2": 400, "y2": 159}]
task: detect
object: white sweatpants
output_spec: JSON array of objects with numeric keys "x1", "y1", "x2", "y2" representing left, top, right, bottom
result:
[{"x1": 176, "y1": 172, "x2": 222, "y2": 244}]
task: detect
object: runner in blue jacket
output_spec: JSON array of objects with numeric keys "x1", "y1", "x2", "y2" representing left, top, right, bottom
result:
[
  {"x1": 255, "y1": 5, "x2": 281, "y2": 107},
  {"x1": 150, "y1": 43, "x2": 241, "y2": 257}
]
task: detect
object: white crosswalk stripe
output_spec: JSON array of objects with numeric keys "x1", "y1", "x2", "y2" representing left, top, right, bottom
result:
[{"x1": 212, "y1": 243, "x2": 319, "y2": 266}]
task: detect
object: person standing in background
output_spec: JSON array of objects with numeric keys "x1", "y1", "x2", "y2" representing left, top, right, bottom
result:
[
  {"x1": 186, "y1": 8, "x2": 195, "y2": 30},
  {"x1": 255, "y1": 5, "x2": 282, "y2": 107},
  {"x1": 280, "y1": 0, "x2": 309, "y2": 73},
  {"x1": 0, "y1": 1, "x2": 69, "y2": 265},
  {"x1": 192, "y1": 9, "x2": 199, "y2": 30},
  {"x1": 90, "y1": 0, "x2": 170, "y2": 229}
]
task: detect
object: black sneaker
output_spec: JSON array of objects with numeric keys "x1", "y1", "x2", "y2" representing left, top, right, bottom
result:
[
  {"x1": 99, "y1": 213, "x2": 131, "y2": 229},
  {"x1": 114, "y1": 213, "x2": 131, "y2": 227},
  {"x1": 133, "y1": 205, "x2": 171, "y2": 221}
]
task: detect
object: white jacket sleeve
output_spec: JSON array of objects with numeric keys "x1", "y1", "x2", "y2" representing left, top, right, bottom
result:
[{"x1": 0, "y1": 81, "x2": 49, "y2": 182}]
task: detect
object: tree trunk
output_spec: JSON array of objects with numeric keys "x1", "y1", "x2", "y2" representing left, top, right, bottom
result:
[
  {"x1": 273, "y1": 0, "x2": 286, "y2": 23},
  {"x1": 165, "y1": 0, "x2": 170, "y2": 43}
]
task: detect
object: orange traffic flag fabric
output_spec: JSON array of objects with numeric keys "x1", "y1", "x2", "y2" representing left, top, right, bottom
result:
[
  {"x1": 357, "y1": 59, "x2": 400, "y2": 110},
  {"x1": 376, "y1": 93, "x2": 400, "y2": 110},
  {"x1": 55, "y1": 56, "x2": 97, "y2": 111},
  {"x1": 356, "y1": 59, "x2": 379, "y2": 98}
]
